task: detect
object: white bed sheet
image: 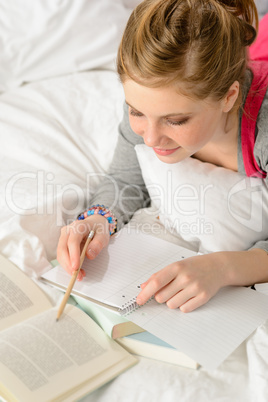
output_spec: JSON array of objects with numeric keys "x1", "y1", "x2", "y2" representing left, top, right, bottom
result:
[{"x1": 1, "y1": 1, "x2": 268, "y2": 401}]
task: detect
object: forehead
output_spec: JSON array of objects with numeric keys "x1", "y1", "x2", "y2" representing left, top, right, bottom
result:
[{"x1": 123, "y1": 79, "x2": 215, "y2": 115}]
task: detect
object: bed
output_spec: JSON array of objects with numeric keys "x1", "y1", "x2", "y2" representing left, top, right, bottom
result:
[{"x1": 1, "y1": 1, "x2": 268, "y2": 401}]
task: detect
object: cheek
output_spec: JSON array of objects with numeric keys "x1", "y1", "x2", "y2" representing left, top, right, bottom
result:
[
  {"x1": 129, "y1": 117, "x2": 140, "y2": 135},
  {"x1": 176, "y1": 126, "x2": 202, "y2": 148},
  {"x1": 179, "y1": 119, "x2": 214, "y2": 148}
]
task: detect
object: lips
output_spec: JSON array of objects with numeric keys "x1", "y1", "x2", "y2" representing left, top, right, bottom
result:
[{"x1": 153, "y1": 146, "x2": 181, "y2": 156}]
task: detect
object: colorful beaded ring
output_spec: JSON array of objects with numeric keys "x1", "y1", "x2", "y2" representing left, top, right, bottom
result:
[{"x1": 77, "y1": 204, "x2": 117, "y2": 235}]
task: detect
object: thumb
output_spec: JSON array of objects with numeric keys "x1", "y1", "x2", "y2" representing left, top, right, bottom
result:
[{"x1": 86, "y1": 232, "x2": 109, "y2": 260}]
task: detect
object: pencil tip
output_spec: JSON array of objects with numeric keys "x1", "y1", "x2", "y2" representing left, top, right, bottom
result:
[{"x1": 56, "y1": 318, "x2": 59, "y2": 322}]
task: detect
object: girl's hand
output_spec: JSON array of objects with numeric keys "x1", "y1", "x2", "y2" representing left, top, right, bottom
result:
[
  {"x1": 136, "y1": 253, "x2": 226, "y2": 313},
  {"x1": 57, "y1": 215, "x2": 110, "y2": 281},
  {"x1": 136, "y1": 248, "x2": 268, "y2": 312}
]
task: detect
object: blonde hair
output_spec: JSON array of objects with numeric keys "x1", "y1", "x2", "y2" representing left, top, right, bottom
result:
[{"x1": 117, "y1": 0, "x2": 258, "y2": 106}]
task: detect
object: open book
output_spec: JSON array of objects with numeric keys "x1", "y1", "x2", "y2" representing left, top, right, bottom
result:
[
  {"x1": 41, "y1": 228, "x2": 268, "y2": 370},
  {"x1": 0, "y1": 255, "x2": 137, "y2": 402}
]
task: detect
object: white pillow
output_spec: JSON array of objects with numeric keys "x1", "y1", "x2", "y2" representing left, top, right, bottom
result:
[
  {"x1": 135, "y1": 144, "x2": 268, "y2": 253},
  {"x1": 0, "y1": 70, "x2": 124, "y2": 275},
  {"x1": 0, "y1": 0, "x2": 132, "y2": 92}
]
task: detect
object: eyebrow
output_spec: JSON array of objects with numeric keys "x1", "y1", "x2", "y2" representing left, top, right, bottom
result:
[{"x1": 125, "y1": 101, "x2": 191, "y2": 118}]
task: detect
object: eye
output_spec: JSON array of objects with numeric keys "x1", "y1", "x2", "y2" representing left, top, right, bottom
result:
[
  {"x1": 166, "y1": 118, "x2": 189, "y2": 126},
  {"x1": 129, "y1": 108, "x2": 143, "y2": 117}
]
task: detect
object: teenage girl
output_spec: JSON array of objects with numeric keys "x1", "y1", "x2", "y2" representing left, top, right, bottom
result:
[{"x1": 57, "y1": 0, "x2": 268, "y2": 312}]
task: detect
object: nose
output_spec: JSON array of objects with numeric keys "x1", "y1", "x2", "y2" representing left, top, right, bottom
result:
[{"x1": 140, "y1": 121, "x2": 164, "y2": 148}]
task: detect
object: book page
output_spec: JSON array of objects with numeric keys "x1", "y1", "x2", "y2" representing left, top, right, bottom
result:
[
  {"x1": 0, "y1": 255, "x2": 52, "y2": 331},
  {"x1": 0, "y1": 305, "x2": 137, "y2": 402},
  {"x1": 41, "y1": 228, "x2": 196, "y2": 309},
  {"x1": 121, "y1": 286, "x2": 268, "y2": 370}
]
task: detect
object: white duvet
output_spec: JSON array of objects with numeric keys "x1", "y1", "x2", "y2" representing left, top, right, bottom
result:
[{"x1": 1, "y1": 1, "x2": 268, "y2": 401}]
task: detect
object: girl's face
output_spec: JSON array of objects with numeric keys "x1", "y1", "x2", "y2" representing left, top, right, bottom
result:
[{"x1": 123, "y1": 79, "x2": 231, "y2": 164}]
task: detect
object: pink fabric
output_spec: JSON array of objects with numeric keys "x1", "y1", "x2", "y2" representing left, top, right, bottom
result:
[
  {"x1": 249, "y1": 13, "x2": 268, "y2": 62},
  {"x1": 241, "y1": 61, "x2": 268, "y2": 178},
  {"x1": 240, "y1": 14, "x2": 268, "y2": 178}
]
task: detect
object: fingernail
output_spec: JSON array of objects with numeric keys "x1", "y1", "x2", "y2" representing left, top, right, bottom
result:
[
  {"x1": 87, "y1": 248, "x2": 96, "y2": 258},
  {"x1": 136, "y1": 297, "x2": 142, "y2": 305},
  {"x1": 77, "y1": 273, "x2": 83, "y2": 281},
  {"x1": 71, "y1": 263, "x2": 77, "y2": 272}
]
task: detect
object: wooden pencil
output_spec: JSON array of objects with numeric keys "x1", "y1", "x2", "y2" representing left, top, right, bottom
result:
[{"x1": 56, "y1": 230, "x2": 94, "y2": 321}]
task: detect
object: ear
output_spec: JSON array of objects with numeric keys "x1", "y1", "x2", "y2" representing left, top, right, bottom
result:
[{"x1": 222, "y1": 81, "x2": 240, "y2": 113}]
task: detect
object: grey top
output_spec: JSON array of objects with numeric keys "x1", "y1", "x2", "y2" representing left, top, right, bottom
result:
[{"x1": 90, "y1": 72, "x2": 268, "y2": 252}]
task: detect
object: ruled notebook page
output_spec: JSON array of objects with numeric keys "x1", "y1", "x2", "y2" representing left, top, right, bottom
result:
[
  {"x1": 41, "y1": 228, "x2": 196, "y2": 308},
  {"x1": 69, "y1": 228, "x2": 196, "y2": 308},
  {"x1": 124, "y1": 286, "x2": 268, "y2": 370}
]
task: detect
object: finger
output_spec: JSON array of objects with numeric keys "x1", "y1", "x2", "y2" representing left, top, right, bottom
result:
[
  {"x1": 166, "y1": 286, "x2": 210, "y2": 312},
  {"x1": 86, "y1": 234, "x2": 109, "y2": 260},
  {"x1": 136, "y1": 267, "x2": 176, "y2": 305},
  {"x1": 57, "y1": 227, "x2": 72, "y2": 275},
  {"x1": 68, "y1": 226, "x2": 86, "y2": 273},
  {"x1": 165, "y1": 286, "x2": 196, "y2": 309},
  {"x1": 76, "y1": 269, "x2": 86, "y2": 281},
  {"x1": 178, "y1": 291, "x2": 211, "y2": 313},
  {"x1": 154, "y1": 278, "x2": 183, "y2": 304},
  {"x1": 81, "y1": 268, "x2": 86, "y2": 277},
  {"x1": 140, "y1": 281, "x2": 148, "y2": 289}
]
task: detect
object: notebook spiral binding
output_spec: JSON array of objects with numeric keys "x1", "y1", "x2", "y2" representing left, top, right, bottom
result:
[
  {"x1": 118, "y1": 296, "x2": 154, "y2": 316},
  {"x1": 118, "y1": 297, "x2": 139, "y2": 316}
]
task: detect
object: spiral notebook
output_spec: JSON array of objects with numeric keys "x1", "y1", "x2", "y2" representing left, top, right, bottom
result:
[
  {"x1": 41, "y1": 228, "x2": 196, "y2": 312},
  {"x1": 41, "y1": 228, "x2": 268, "y2": 370}
]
